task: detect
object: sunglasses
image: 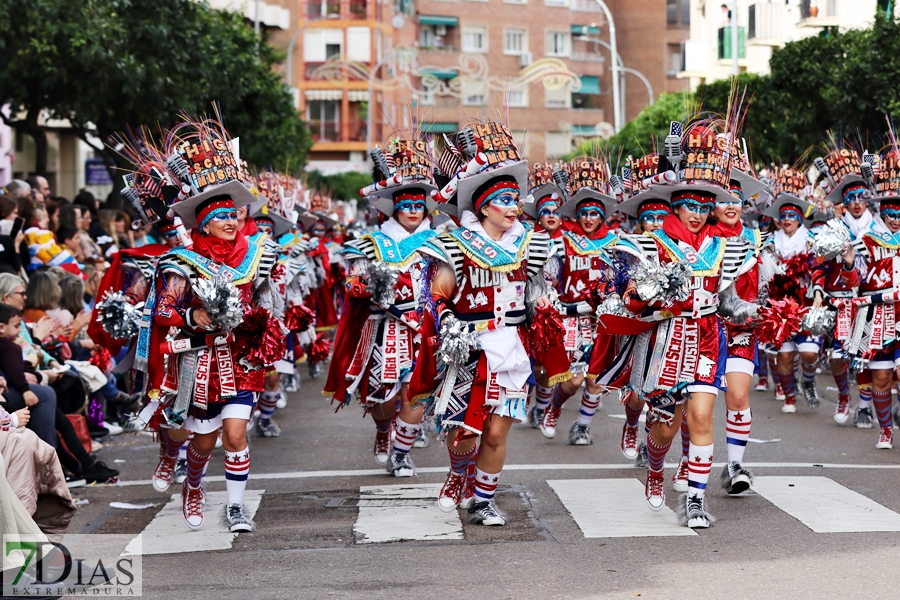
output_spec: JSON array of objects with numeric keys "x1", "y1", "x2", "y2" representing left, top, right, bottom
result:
[
  {"x1": 845, "y1": 192, "x2": 867, "y2": 204},
  {"x1": 209, "y1": 211, "x2": 238, "y2": 222},
  {"x1": 490, "y1": 194, "x2": 519, "y2": 208},
  {"x1": 679, "y1": 202, "x2": 712, "y2": 215},
  {"x1": 162, "y1": 230, "x2": 179, "y2": 239}
]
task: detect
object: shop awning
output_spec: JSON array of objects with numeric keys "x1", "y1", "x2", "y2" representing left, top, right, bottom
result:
[
  {"x1": 577, "y1": 75, "x2": 600, "y2": 95},
  {"x1": 305, "y1": 89, "x2": 343, "y2": 101},
  {"x1": 572, "y1": 124, "x2": 599, "y2": 136},
  {"x1": 419, "y1": 15, "x2": 459, "y2": 26},
  {"x1": 571, "y1": 24, "x2": 601, "y2": 35},
  {"x1": 419, "y1": 68, "x2": 458, "y2": 80},
  {"x1": 422, "y1": 122, "x2": 459, "y2": 133}
]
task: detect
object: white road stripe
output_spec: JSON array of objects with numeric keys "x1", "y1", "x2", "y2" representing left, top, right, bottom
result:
[
  {"x1": 113, "y1": 463, "x2": 900, "y2": 487},
  {"x1": 124, "y1": 490, "x2": 263, "y2": 555},
  {"x1": 353, "y1": 484, "x2": 463, "y2": 544},
  {"x1": 753, "y1": 476, "x2": 900, "y2": 533},
  {"x1": 548, "y1": 479, "x2": 696, "y2": 538}
]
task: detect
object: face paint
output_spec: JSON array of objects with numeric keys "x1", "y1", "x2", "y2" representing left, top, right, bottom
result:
[
  {"x1": 640, "y1": 214, "x2": 666, "y2": 226},
  {"x1": 209, "y1": 211, "x2": 238, "y2": 222},
  {"x1": 679, "y1": 201, "x2": 712, "y2": 215},
  {"x1": 394, "y1": 200, "x2": 427, "y2": 213},
  {"x1": 577, "y1": 209, "x2": 603, "y2": 219},
  {"x1": 489, "y1": 194, "x2": 519, "y2": 208},
  {"x1": 715, "y1": 198, "x2": 742, "y2": 208}
]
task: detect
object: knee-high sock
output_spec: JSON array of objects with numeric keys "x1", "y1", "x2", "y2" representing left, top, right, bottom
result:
[
  {"x1": 756, "y1": 347, "x2": 768, "y2": 378},
  {"x1": 831, "y1": 360, "x2": 851, "y2": 398},
  {"x1": 774, "y1": 366, "x2": 796, "y2": 398},
  {"x1": 857, "y1": 369, "x2": 873, "y2": 410},
  {"x1": 534, "y1": 385, "x2": 553, "y2": 410},
  {"x1": 473, "y1": 467, "x2": 501, "y2": 503},
  {"x1": 373, "y1": 414, "x2": 393, "y2": 434},
  {"x1": 393, "y1": 418, "x2": 420, "y2": 455},
  {"x1": 179, "y1": 439, "x2": 189, "y2": 461},
  {"x1": 550, "y1": 382, "x2": 577, "y2": 410},
  {"x1": 687, "y1": 443, "x2": 714, "y2": 499},
  {"x1": 466, "y1": 451, "x2": 478, "y2": 490},
  {"x1": 680, "y1": 405, "x2": 690, "y2": 458},
  {"x1": 186, "y1": 444, "x2": 212, "y2": 488},
  {"x1": 726, "y1": 409, "x2": 751, "y2": 464},
  {"x1": 575, "y1": 391, "x2": 603, "y2": 425},
  {"x1": 258, "y1": 391, "x2": 279, "y2": 421},
  {"x1": 800, "y1": 359, "x2": 818, "y2": 383},
  {"x1": 624, "y1": 394, "x2": 643, "y2": 428},
  {"x1": 224, "y1": 448, "x2": 250, "y2": 506},
  {"x1": 159, "y1": 429, "x2": 182, "y2": 461},
  {"x1": 646, "y1": 433, "x2": 671, "y2": 472},
  {"x1": 448, "y1": 444, "x2": 476, "y2": 475},
  {"x1": 873, "y1": 388, "x2": 893, "y2": 428}
]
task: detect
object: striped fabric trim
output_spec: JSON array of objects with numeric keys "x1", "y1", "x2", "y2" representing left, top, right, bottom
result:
[{"x1": 720, "y1": 237, "x2": 753, "y2": 288}]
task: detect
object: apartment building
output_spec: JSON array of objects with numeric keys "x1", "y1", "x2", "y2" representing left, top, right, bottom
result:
[{"x1": 678, "y1": 0, "x2": 882, "y2": 87}]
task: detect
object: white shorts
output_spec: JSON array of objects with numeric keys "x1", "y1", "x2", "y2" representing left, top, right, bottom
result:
[
  {"x1": 726, "y1": 357, "x2": 756, "y2": 376},
  {"x1": 686, "y1": 384, "x2": 720, "y2": 397}
]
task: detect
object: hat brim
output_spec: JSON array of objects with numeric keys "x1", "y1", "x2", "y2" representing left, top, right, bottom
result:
[
  {"x1": 558, "y1": 189, "x2": 617, "y2": 219},
  {"x1": 824, "y1": 174, "x2": 868, "y2": 205},
  {"x1": 522, "y1": 184, "x2": 564, "y2": 219},
  {"x1": 170, "y1": 180, "x2": 258, "y2": 231},
  {"x1": 731, "y1": 169, "x2": 769, "y2": 199},
  {"x1": 456, "y1": 161, "x2": 529, "y2": 215},
  {"x1": 371, "y1": 183, "x2": 438, "y2": 217},
  {"x1": 310, "y1": 212, "x2": 338, "y2": 229},
  {"x1": 252, "y1": 210, "x2": 294, "y2": 238},
  {"x1": 762, "y1": 193, "x2": 813, "y2": 219},
  {"x1": 616, "y1": 187, "x2": 671, "y2": 218}
]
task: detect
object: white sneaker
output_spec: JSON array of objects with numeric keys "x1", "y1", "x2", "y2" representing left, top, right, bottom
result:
[
  {"x1": 275, "y1": 393, "x2": 287, "y2": 409},
  {"x1": 103, "y1": 421, "x2": 123, "y2": 436},
  {"x1": 672, "y1": 456, "x2": 689, "y2": 493}
]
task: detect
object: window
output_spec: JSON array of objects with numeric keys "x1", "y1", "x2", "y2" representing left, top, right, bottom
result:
[
  {"x1": 545, "y1": 85, "x2": 569, "y2": 108},
  {"x1": 346, "y1": 27, "x2": 371, "y2": 62},
  {"x1": 462, "y1": 26, "x2": 488, "y2": 52},
  {"x1": 507, "y1": 84, "x2": 528, "y2": 107},
  {"x1": 545, "y1": 132, "x2": 570, "y2": 157},
  {"x1": 304, "y1": 28, "x2": 344, "y2": 62},
  {"x1": 504, "y1": 0, "x2": 526, "y2": 4},
  {"x1": 307, "y1": 100, "x2": 341, "y2": 142},
  {"x1": 504, "y1": 29, "x2": 527, "y2": 55},
  {"x1": 571, "y1": 75, "x2": 599, "y2": 109},
  {"x1": 546, "y1": 31, "x2": 569, "y2": 57},
  {"x1": 419, "y1": 81, "x2": 436, "y2": 106},
  {"x1": 666, "y1": 0, "x2": 690, "y2": 25},
  {"x1": 545, "y1": 0, "x2": 568, "y2": 6},
  {"x1": 462, "y1": 79, "x2": 487, "y2": 106},
  {"x1": 420, "y1": 24, "x2": 436, "y2": 47},
  {"x1": 667, "y1": 43, "x2": 683, "y2": 76}
]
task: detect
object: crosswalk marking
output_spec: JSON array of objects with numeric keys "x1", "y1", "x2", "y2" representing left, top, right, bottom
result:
[
  {"x1": 752, "y1": 476, "x2": 900, "y2": 533},
  {"x1": 353, "y1": 484, "x2": 463, "y2": 544},
  {"x1": 548, "y1": 479, "x2": 697, "y2": 538},
  {"x1": 124, "y1": 490, "x2": 264, "y2": 555}
]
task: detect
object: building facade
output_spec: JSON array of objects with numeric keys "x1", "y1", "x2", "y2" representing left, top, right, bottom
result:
[{"x1": 678, "y1": 0, "x2": 882, "y2": 87}]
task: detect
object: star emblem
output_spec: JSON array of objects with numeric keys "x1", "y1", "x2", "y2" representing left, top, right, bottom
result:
[
  {"x1": 707, "y1": 455, "x2": 714, "y2": 462},
  {"x1": 399, "y1": 426, "x2": 408, "y2": 433},
  {"x1": 481, "y1": 474, "x2": 489, "y2": 481},
  {"x1": 693, "y1": 455, "x2": 701, "y2": 463},
  {"x1": 733, "y1": 412, "x2": 744, "y2": 422}
]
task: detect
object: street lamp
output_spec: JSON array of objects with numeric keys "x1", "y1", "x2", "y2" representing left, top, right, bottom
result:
[
  {"x1": 285, "y1": 14, "x2": 340, "y2": 95},
  {"x1": 589, "y1": 0, "x2": 621, "y2": 132},
  {"x1": 576, "y1": 35, "x2": 654, "y2": 111}
]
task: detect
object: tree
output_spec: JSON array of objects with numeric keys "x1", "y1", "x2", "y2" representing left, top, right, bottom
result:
[
  {"x1": 0, "y1": 0, "x2": 312, "y2": 179},
  {"x1": 306, "y1": 170, "x2": 372, "y2": 203}
]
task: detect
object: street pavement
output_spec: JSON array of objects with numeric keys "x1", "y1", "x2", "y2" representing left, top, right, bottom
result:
[{"x1": 67, "y1": 375, "x2": 900, "y2": 599}]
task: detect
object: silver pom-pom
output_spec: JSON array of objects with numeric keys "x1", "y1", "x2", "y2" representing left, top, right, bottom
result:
[
  {"x1": 596, "y1": 294, "x2": 626, "y2": 317},
  {"x1": 367, "y1": 262, "x2": 399, "y2": 307},
  {"x1": 813, "y1": 219, "x2": 851, "y2": 260},
  {"x1": 192, "y1": 276, "x2": 244, "y2": 330},
  {"x1": 801, "y1": 306, "x2": 837, "y2": 336},
  {"x1": 95, "y1": 291, "x2": 142, "y2": 340},
  {"x1": 437, "y1": 314, "x2": 480, "y2": 369},
  {"x1": 631, "y1": 260, "x2": 692, "y2": 306}
]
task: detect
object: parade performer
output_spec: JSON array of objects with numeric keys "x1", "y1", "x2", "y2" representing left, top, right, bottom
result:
[
  {"x1": 521, "y1": 163, "x2": 566, "y2": 428},
  {"x1": 764, "y1": 179, "x2": 818, "y2": 414},
  {"x1": 613, "y1": 120, "x2": 755, "y2": 528},
  {"x1": 845, "y1": 144, "x2": 900, "y2": 448},
  {"x1": 410, "y1": 122, "x2": 567, "y2": 525},
  {"x1": 325, "y1": 138, "x2": 438, "y2": 476},
  {"x1": 139, "y1": 116, "x2": 281, "y2": 533},
  {"x1": 539, "y1": 157, "x2": 619, "y2": 445}
]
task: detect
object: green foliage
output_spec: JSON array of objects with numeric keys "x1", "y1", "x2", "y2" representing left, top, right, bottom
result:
[
  {"x1": 305, "y1": 170, "x2": 372, "y2": 202},
  {"x1": 0, "y1": 0, "x2": 311, "y2": 175}
]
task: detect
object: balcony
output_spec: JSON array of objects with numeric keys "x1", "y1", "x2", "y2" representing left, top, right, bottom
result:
[
  {"x1": 677, "y1": 40, "x2": 708, "y2": 77},
  {"x1": 718, "y1": 26, "x2": 746, "y2": 60},
  {"x1": 569, "y1": 0, "x2": 604, "y2": 13},
  {"x1": 570, "y1": 51, "x2": 604, "y2": 63},
  {"x1": 748, "y1": 2, "x2": 781, "y2": 44},
  {"x1": 798, "y1": 0, "x2": 840, "y2": 27},
  {"x1": 309, "y1": 120, "x2": 341, "y2": 143}
]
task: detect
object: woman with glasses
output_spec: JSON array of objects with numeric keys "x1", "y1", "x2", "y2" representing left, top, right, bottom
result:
[
  {"x1": 763, "y1": 194, "x2": 819, "y2": 415},
  {"x1": 326, "y1": 141, "x2": 438, "y2": 476},
  {"x1": 843, "y1": 156, "x2": 900, "y2": 450},
  {"x1": 410, "y1": 123, "x2": 564, "y2": 526},
  {"x1": 538, "y1": 159, "x2": 620, "y2": 447}
]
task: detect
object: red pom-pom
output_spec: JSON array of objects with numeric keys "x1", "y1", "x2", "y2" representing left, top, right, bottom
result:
[
  {"x1": 233, "y1": 307, "x2": 286, "y2": 367},
  {"x1": 583, "y1": 279, "x2": 612, "y2": 311},
  {"x1": 527, "y1": 304, "x2": 566, "y2": 353},
  {"x1": 284, "y1": 304, "x2": 316, "y2": 332},
  {"x1": 756, "y1": 298, "x2": 802, "y2": 346},
  {"x1": 90, "y1": 347, "x2": 113, "y2": 371},
  {"x1": 768, "y1": 254, "x2": 812, "y2": 301},
  {"x1": 331, "y1": 263, "x2": 346, "y2": 281},
  {"x1": 310, "y1": 335, "x2": 331, "y2": 363}
]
